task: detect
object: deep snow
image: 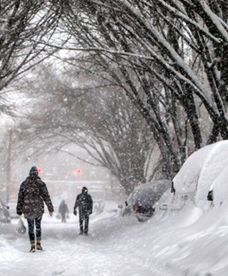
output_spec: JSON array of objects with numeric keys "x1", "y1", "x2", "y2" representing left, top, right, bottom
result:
[
  {"x1": 1, "y1": 201, "x2": 228, "y2": 276},
  {"x1": 1, "y1": 141, "x2": 228, "y2": 276},
  {"x1": 0, "y1": 212, "x2": 175, "y2": 276}
]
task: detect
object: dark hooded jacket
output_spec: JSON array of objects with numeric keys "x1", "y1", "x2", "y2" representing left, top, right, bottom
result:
[
  {"x1": 16, "y1": 175, "x2": 54, "y2": 219},
  {"x1": 74, "y1": 188, "x2": 93, "y2": 217}
]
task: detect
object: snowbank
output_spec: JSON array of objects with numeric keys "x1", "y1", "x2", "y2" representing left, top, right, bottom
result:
[{"x1": 173, "y1": 140, "x2": 228, "y2": 208}]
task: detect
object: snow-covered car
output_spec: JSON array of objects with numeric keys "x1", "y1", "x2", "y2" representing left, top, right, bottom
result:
[
  {"x1": 0, "y1": 199, "x2": 11, "y2": 223},
  {"x1": 171, "y1": 140, "x2": 228, "y2": 208},
  {"x1": 125, "y1": 180, "x2": 170, "y2": 222}
]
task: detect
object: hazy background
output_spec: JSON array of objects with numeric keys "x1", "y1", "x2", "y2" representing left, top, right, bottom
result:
[{"x1": 0, "y1": 119, "x2": 124, "y2": 213}]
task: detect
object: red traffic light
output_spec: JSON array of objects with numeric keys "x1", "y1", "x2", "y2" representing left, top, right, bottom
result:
[
  {"x1": 74, "y1": 168, "x2": 81, "y2": 175},
  {"x1": 37, "y1": 167, "x2": 43, "y2": 173}
]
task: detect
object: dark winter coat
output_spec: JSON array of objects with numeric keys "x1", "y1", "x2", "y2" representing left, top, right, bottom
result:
[
  {"x1": 207, "y1": 190, "x2": 213, "y2": 201},
  {"x1": 16, "y1": 175, "x2": 54, "y2": 219},
  {"x1": 74, "y1": 192, "x2": 93, "y2": 217},
  {"x1": 58, "y1": 201, "x2": 69, "y2": 215}
]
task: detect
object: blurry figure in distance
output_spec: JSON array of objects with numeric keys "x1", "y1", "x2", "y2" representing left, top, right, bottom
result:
[
  {"x1": 0, "y1": 199, "x2": 11, "y2": 223},
  {"x1": 58, "y1": 200, "x2": 69, "y2": 223},
  {"x1": 122, "y1": 201, "x2": 132, "y2": 216},
  {"x1": 207, "y1": 188, "x2": 214, "y2": 207},
  {"x1": 171, "y1": 181, "x2": 176, "y2": 194}
]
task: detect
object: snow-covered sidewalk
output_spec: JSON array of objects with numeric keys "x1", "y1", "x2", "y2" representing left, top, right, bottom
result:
[
  {"x1": 1, "y1": 204, "x2": 228, "y2": 276},
  {"x1": 0, "y1": 213, "x2": 175, "y2": 276}
]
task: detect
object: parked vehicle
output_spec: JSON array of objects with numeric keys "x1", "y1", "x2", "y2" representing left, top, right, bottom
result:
[{"x1": 124, "y1": 180, "x2": 170, "y2": 222}]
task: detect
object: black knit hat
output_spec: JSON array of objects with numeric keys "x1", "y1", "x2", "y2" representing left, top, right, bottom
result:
[
  {"x1": 29, "y1": 166, "x2": 38, "y2": 176},
  {"x1": 82, "y1": 187, "x2": 88, "y2": 193}
]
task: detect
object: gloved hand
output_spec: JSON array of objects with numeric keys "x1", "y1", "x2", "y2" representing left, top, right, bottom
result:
[
  {"x1": 88, "y1": 210, "x2": 92, "y2": 215},
  {"x1": 17, "y1": 211, "x2": 22, "y2": 216},
  {"x1": 73, "y1": 210, "x2": 77, "y2": 216},
  {"x1": 49, "y1": 211, "x2": 53, "y2": 217}
]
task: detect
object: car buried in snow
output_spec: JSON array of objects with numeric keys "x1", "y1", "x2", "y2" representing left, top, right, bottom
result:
[{"x1": 123, "y1": 180, "x2": 170, "y2": 222}]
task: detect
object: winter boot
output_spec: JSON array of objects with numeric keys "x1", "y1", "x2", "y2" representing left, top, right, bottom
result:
[
  {"x1": 36, "y1": 241, "x2": 43, "y2": 251},
  {"x1": 30, "y1": 243, "x2": 36, "y2": 253}
]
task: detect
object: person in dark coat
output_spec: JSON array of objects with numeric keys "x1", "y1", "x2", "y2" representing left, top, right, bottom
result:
[
  {"x1": 73, "y1": 187, "x2": 93, "y2": 235},
  {"x1": 16, "y1": 166, "x2": 54, "y2": 252},
  {"x1": 171, "y1": 181, "x2": 176, "y2": 194},
  {"x1": 58, "y1": 200, "x2": 69, "y2": 223}
]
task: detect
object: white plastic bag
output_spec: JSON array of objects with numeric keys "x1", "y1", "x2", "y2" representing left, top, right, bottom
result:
[{"x1": 16, "y1": 217, "x2": 26, "y2": 234}]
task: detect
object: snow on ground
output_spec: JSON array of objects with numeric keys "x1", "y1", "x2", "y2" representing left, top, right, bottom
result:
[
  {"x1": 0, "y1": 210, "x2": 174, "y2": 276},
  {"x1": 1, "y1": 141, "x2": 228, "y2": 276},
  {"x1": 1, "y1": 200, "x2": 228, "y2": 276}
]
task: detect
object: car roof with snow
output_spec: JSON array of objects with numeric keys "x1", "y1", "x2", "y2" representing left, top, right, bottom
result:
[{"x1": 127, "y1": 180, "x2": 170, "y2": 208}]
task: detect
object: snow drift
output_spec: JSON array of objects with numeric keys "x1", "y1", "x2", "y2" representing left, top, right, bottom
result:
[{"x1": 172, "y1": 140, "x2": 228, "y2": 208}]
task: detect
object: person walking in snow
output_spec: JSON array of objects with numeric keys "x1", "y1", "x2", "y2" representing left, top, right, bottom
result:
[
  {"x1": 170, "y1": 181, "x2": 176, "y2": 194},
  {"x1": 58, "y1": 200, "x2": 69, "y2": 223},
  {"x1": 16, "y1": 166, "x2": 54, "y2": 252},
  {"x1": 207, "y1": 188, "x2": 214, "y2": 207},
  {"x1": 73, "y1": 187, "x2": 93, "y2": 235}
]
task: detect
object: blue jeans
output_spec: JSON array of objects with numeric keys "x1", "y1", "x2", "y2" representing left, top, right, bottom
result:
[{"x1": 27, "y1": 217, "x2": 42, "y2": 244}]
